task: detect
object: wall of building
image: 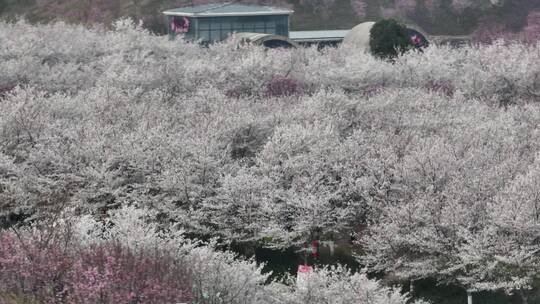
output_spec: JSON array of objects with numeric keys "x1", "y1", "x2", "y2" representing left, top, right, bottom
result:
[{"x1": 169, "y1": 15, "x2": 289, "y2": 42}]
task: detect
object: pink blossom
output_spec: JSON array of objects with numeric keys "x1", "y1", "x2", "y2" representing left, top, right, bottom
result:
[
  {"x1": 523, "y1": 11, "x2": 540, "y2": 44},
  {"x1": 423, "y1": 0, "x2": 439, "y2": 11},
  {"x1": 471, "y1": 21, "x2": 510, "y2": 44},
  {"x1": 451, "y1": 0, "x2": 472, "y2": 12},
  {"x1": 0, "y1": 230, "x2": 192, "y2": 304},
  {"x1": 264, "y1": 76, "x2": 303, "y2": 97},
  {"x1": 350, "y1": 0, "x2": 368, "y2": 18},
  {"x1": 395, "y1": 0, "x2": 417, "y2": 13}
]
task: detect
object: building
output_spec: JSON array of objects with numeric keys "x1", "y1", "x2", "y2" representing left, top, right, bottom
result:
[
  {"x1": 163, "y1": 3, "x2": 293, "y2": 43},
  {"x1": 342, "y1": 22, "x2": 430, "y2": 52},
  {"x1": 164, "y1": 3, "x2": 443, "y2": 48},
  {"x1": 232, "y1": 32, "x2": 299, "y2": 48},
  {"x1": 289, "y1": 30, "x2": 350, "y2": 47},
  {"x1": 342, "y1": 22, "x2": 376, "y2": 52}
]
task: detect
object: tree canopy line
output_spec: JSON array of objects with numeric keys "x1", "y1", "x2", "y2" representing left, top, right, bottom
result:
[
  {"x1": 0, "y1": 18, "x2": 540, "y2": 303},
  {"x1": 1, "y1": 0, "x2": 539, "y2": 35}
]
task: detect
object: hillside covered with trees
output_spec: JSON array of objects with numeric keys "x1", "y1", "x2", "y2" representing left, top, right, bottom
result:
[
  {"x1": 1, "y1": 18, "x2": 540, "y2": 303},
  {"x1": 1, "y1": 0, "x2": 540, "y2": 35}
]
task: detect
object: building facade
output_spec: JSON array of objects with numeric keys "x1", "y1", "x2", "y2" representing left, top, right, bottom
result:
[{"x1": 164, "y1": 3, "x2": 292, "y2": 43}]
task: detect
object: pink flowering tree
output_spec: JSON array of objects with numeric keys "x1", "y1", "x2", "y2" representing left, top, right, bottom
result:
[
  {"x1": 65, "y1": 243, "x2": 191, "y2": 304},
  {"x1": 350, "y1": 0, "x2": 368, "y2": 18},
  {"x1": 395, "y1": 0, "x2": 417, "y2": 13},
  {"x1": 451, "y1": 0, "x2": 474, "y2": 13},
  {"x1": 0, "y1": 224, "x2": 192, "y2": 303},
  {"x1": 523, "y1": 11, "x2": 540, "y2": 44},
  {"x1": 471, "y1": 21, "x2": 511, "y2": 44},
  {"x1": 471, "y1": 11, "x2": 540, "y2": 45},
  {"x1": 451, "y1": 0, "x2": 503, "y2": 12},
  {"x1": 0, "y1": 229, "x2": 72, "y2": 303}
]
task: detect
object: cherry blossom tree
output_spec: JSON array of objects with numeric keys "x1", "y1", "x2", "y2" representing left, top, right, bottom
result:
[
  {"x1": 1, "y1": 19, "x2": 540, "y2": 303},
  {"x1": 350, "y1": 0, "x2": 368, "y2": 18},
  {"x1": 523, "y1": 11, "x2": 540, "y2": 43},
  {"x1": 458, "y1": 154, "x2": 540, "y2": 303},
  {"x1": 395, "y1": 0, "x2": 417, "y2": 13}
]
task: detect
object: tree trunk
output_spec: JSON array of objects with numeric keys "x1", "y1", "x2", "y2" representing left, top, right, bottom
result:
[
  {"x1": 243, "y1": 242, "x2": 256, "y2": 258},
  {"x1": 519, "y1": 290, "x2": 528, "y2": 304},
  {"x1": 409, "y1": 280, "x2": 415, "y2": 294},
  {"x1": 467, "y1": 291, "x2": 473, "y2": 304}
]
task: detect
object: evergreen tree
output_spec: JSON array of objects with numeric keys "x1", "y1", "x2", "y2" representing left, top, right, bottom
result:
[{"x1": 369, "y1": 18, "x2": 412, "y2": 59}]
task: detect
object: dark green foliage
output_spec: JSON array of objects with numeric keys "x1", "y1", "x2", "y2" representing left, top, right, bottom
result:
[{"x1": 369, "y1": 19, "x2": 412, "y2": 59}]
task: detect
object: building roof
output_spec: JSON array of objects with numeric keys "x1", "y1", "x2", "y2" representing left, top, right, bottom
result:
[
  {"x1": 342, "y1": 22, "x2": 376, "y2": 51},
  {"x1": 163, "y1": 3, "x2": 293, "y2": 17},
  {"x1": 289, "y1": 30, "x2": 351, "y2": 42}
]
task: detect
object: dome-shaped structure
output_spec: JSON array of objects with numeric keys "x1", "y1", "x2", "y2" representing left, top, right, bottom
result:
[
  {"x1": 342, "y1": 21, "x2": 430, "y2": 52},
  {"x1": 230, "y1": 32, "x2": 298, "y2": 48},
  {"x1": 342, "y1": 22, "x2": 375, "y2": 52}
]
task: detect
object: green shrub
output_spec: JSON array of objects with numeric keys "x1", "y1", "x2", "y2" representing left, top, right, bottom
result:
[{"x1": 369, "y1": 19, "x2": 412, "y2": 59}]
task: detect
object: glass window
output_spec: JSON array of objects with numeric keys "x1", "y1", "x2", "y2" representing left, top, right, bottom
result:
[
  {"x1": 233, "y1": 17, "x2": 244, "y2": 29},
  {"x1": 208, "y1": 19, "x2": 218, "y2": 30},
  {"x1": 199, "y1": 20, "x2": 210, "y2": 30},
  {"x1": 222, "y1": 30, "x2": 232, "y2": 40},
  {"x1": 199, "y1": 30, "x2": 210, "y2": 41},
  {"x1": 277, "y1": 25, "x2": 286, "y2": 35},
  {"x1": 242, "y1": 21, "x2": 254, "y2": 32},
  {"x1": 221, "y1": 20, "x2": 232, "y2": 31},
  {"x1": 210, "y1": 29, "x2": 221, "y2": 41},
  {"x1": 266, "y1": 21, "x2": 276, "y2": 34},
  {"x1": 254, "y1": 20, "x2": 265, "y2": 28}
]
